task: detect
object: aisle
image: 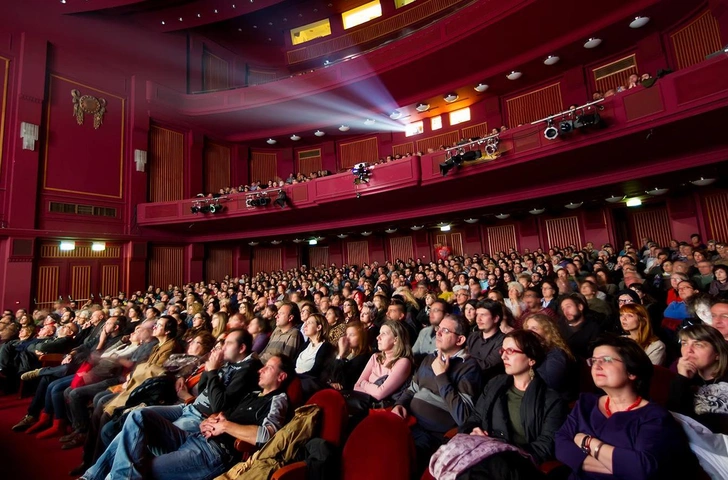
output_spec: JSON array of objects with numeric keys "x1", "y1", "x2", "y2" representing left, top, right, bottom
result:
[{"x1": 0, "y1": 394, "x2": 80, "y2": 480}]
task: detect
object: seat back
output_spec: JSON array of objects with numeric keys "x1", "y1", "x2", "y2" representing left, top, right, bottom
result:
[
  {"x1": 342, "y1": 411, "x2": 414, "y2": 480},
  {"x1": 286, "y1": 376, "x2": 305, "y2": 410},
  {"x1": 649, "y1": 365, "x2": 676, "y2": 408},
  {"x1": 306, "y1": 389, "x2": 347, "y2": 448}
]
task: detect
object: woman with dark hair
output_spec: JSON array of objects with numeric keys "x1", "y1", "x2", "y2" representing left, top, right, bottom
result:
[
  {"x1": 296, "y1": 313, "x2": 333, "y2": 377},
  {"x1": 709, "y1": 264, "x2": 728, "y2": 299},
  {"x1": 454, "y1": 330, "x2": 568, "y2": 476},
  {"x1": 463, "y1": 299, "x2": 478, "y2": 332},
  {"x1": 322, "y1": 321, "x2": 371, "y2": 391},
  {"x1": 325, "y1": 306, "x2": 346, "y2": 344},
  {"x1": 541, "y1": 280, "x2": 559, "y2": 311},
  {"x1": 246, "y1": 316, "x2": 271, "y2": 355},
  {"x1": 668, "y1": 324, "x2": 728, "y2": 433},
  {"x1": 555, "y1": 335, "x2": 698, "y2": 479},
  {"x1": 342, "y1": 298, "x2": 360, "y2": 323},
  {"x1": 182, "y1": 312, "x2": 211, "y2": 343},
  {"x1": 438, "y1": 279, "x2": 454, "y2": 303}
]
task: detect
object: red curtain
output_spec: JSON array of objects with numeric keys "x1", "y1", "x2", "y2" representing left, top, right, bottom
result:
[{"x1": 545, "y1": 217, "x2": 582, "y2": 249}]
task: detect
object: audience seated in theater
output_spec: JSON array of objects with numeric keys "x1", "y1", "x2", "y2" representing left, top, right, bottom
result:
[
  {"x1": 466, "y1": 300, "x2": 506, "y2": 381},
  {"x1": 555, "y1": 335, "x2": 699, "y2": 479},
  {"x1": 557, "y1": 294, "x2": 602, "y2": 361},
  {"x1": 454, "y1": 330, "x2": 568, "y2": 477},
  {"x1": 668, "y1": 324, "x2": 728, "y2": 434},
  {"x1": 393, "y1": 314, "x2": 481, "y2": 473},
  {"x1": 247, "y1": 316, "x2": 272, "y2": 354},
  {"x1": 523, "y1": 313, "x2": 577, "y2": 399},
  {"x1": 386, "y1": 298, "x2": 420, "y2": 347},
  {"x1": 358, "y1": 301, "x2": 381, "y2": 351},
  {"x1": 518, "y1": 287, "x2": 558, "y2": 326},
  {"x1": 412, "y1": 299, "x2": 449, "y2": 364},
  {"x1": 325, "y1": 306, "x2": 347, "y2": 345},
  {"x1": 709, "y1": 264, "x2": 728, "y2": 299},
  {"x1": 296, "y1": 312, "x2": 334, "y2": 395},
  {"x1": 619, "y1": 304, "x2": 666, "y2": 366},
  {"x1": 80, "y1": 354, "x2": 294, "y2": 480},
  {"x1": 320, "y1": 321, "x2": 370, "y2": 392},
  {"x1": 259, "y1": 302, "x2": 304, "y2": 363},
  {"x1": 540, "y1": 280, "x2": 560, "y2": 311}
]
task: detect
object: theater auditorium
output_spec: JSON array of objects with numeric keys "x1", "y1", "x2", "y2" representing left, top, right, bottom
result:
[{"x1": 0, "y1": 0, "x2": 727, "y2": 479}]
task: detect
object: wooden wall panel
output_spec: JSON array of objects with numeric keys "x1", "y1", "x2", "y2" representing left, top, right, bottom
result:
[
  {"x1": 250, "y1": 151, "x2": 278, "y2": 183},
  {"x1": 149, "y1": 126, "x2": 184, "y2": 202},
  {"x1": 506, "y1": 83, "x2": 563, "y2": 127},
  {"x1": 545, "y1": 216, "x2": 582, "y2": 249},
  {"x1": 203, "y1": 142, "x2": 231, "y2": 194},
  {"x1": 671, "y1": 10, "x2": 722, "y2": 70},
  {"x1": 487, "y1": 225, "x2": 517, "y2": 255},
  {"x1": 206, "y1": 245, "x2": 234, "y2": 282},
  {"x1": 202, "y1": 49, "x2": 230, "y2": 91},
  {"x1": 391, "y1": 142, "x2": 414, "y2": 157},
  {"x1": 101, "y1": 265, "x2": 119, "y2": 297},
  {"x1": 340, "y1": 137, "x2": 378, "y2": 169},
  {"x1": 593, "y1": 55, "x2": 639, "y2": 93},
  {"x1": 346, "y1": 241, "x2": 370, "y2": 267},
  {"x1": 461, "y1": 122, "x2": 489, "y2": 140},
  {"x1": 252, "y1": 248, "x2": 282, "y2": 275},
  {"x1": 148, "y1": 245, "x2": 184, "y2": 287},
  {"x1": 416, "y1": 131, "x2": 459, "y2": 154},
  {"x1": 70, "y1": 265, "x2": 91, "y2": 302},
  {"x1": 309, "y1": 246, "x2": 329, "y2": 267},
  {"x1": 704, "y1": 192, "x2": 728, "y2": 242},
  {"x1": 297, "y1": 149, "x2": 322, "y2": 175},
  {"x1": 389, "y1": 236, "x2": 414, "y2": 261},
  {"x1": 36, "y1": 266, "x2": 60, "y2": 307},
  {"x1": 629, "y1": 209, "x2": 672, "y2": 247},
  {"x1": 450, "y1": 232, "x2": 464, "y2": 256}
]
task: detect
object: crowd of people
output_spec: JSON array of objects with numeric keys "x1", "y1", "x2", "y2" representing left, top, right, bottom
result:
[
  {"x1": 199, "y1": 170, "x2": 333, "y2": 198},
  {"x1": 0, "y1": 232, "x2": 727, "y2": 479}
]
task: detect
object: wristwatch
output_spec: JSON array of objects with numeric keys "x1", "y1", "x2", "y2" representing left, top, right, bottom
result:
[{"x1": 580, "y1": 435, "x2": 592, "y2": 455}]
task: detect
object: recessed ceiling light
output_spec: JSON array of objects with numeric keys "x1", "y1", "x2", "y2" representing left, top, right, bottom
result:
[
  {"x1": 179, "y1": 17, "x2": 183, "y2": 22},
  {"x1": 238, "y1": 28, "x2": 242, "y2": 32},
  {"x1": 529, "y1": 208, "x2": 546, "y2": 215},
  {"x1": 361, "y1": 231, "x2": 372, "y2": 236},
  {"x1": 214, "y1": 9, "x2": 219, "y2": 14},
  {"x1": 629, "y1": 16, "x2": 650, "y2": 29},
  {"x1": 584, "y1": 38, "x2": 602, "y2": 49},
  {"x1": 444, "y1": 93, "x2": 458, "y2": 103},
  {"x1": 410, "y1": 225, "x2": 424, "y2": 231},
  {"x1": 384, "y1": 228, "x2": 397, "y2": 234},
  {"x1": 60, "y1": 0, "x2": 67, "y2": 3},
  {"x1": 416, "y1": 103, "x2": 429, "y2": 112},
  {"x1": 266, "y1": 138, "x2": 276, "y2": 145},
  {"x1": 290, "y1": 134, "x2": 301, "y2": 141},
  {"x1": 364, "y1": 118, "x2": 375, "y2": 125},
  {"x1": 626, "y1": 198, "x2": 642, "y2": 207},
  {"x1": 253, "y1": 25, "x2": 257, "y2": 28},
  {"x1": 474, "y1": 83, "x2": 488, "y2": 93},
  {"x1": 463, "y1": 218, "x2": 479, "y2": 224},
  {"x1": 339, "y1": 125, "x2": 350, "y2": 132},
  {"x1": 564, "y1": 202, "x2": 583, "y2": 209},
  {"x1": 268, "y1": 22, "x2": 273, "y2": 26},
  {"x1": 314, "y1": 130, "x2": 325, "y2": 137},
  {"x1": 232, "y1": 4, "x2": 236, "y2": 8},
  {"x1": 197, "y1": 13, "x2": 201, "y2": 18},
  {"x1": 292, "y1": 238, "x2": 304, "y2": 243},
  {"x1": 646, "y1": 188, "x2": 668, "y2": 196},
  {"x1": 337, "y1": 234, "x2": 348, "y2": 239},
  {"x1": 390, "y1": 110, "x2": 402, "y2": 120},
  {"x1": 690, "y1": 177, "x2": 716, "y2": 186},
  {"x1": 605, "y1": 195, "x2": 624, "y2": 203},
  {"x1": 506, "y1": 71, "x2": 522, "y2": 80},
  {"x1": 495, "y1": 213, "x2": 510, "y2": 220},
  {"x1": 440, "y1": 224, "x2": 451, "y2": 232},
  {"x1": 248, "y1": 241, "x2": 259, "y2": 246},
  {"x1": 270, "y1": 240, "x2": 281, "y2": 245},
  {"x1": 308, "y1": 239, "x2": 318, "y2": 245},
  {"x1": 161, "y1": 21, "x2": 166, "y2": 25},
  {"x1": 544, "y1": 55, "x2": 560, "y2": 66}
]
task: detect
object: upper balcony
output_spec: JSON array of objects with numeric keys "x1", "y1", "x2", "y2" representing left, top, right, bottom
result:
[{"x1": 137, "y1": 52, "x2": 728, "y2": 241}]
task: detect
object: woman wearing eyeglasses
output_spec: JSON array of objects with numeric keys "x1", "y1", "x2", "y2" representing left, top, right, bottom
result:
[
  {"x1": 457, "y1": 330, "x2": 568, "y2": 474},
  {"x1": 555, "y1": 336, "x2": 698, "y2": 479}
]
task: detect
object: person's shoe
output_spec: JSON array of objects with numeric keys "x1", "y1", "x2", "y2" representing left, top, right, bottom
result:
[
  {"x1": 61, "y1": 433, "x2": 86, "y2": 450},
  {"x1": 25, "y1": 412, "x2": 53, "y2": 434},
  {"x1": 20, "y1": 369, "x2": 41, "y2": 381},
  {"x1": 36, "y1": 419, "x2": 67, "y2": 439},
  {"x1": 11, "y1": 415, "x2": 37, "y2": 432},
  {"x1": 69, "y1": 463, "x2": 88, "y2": 476},
  {"x1": 59, "y1": 429, "x2": 81, "y2": 443}
]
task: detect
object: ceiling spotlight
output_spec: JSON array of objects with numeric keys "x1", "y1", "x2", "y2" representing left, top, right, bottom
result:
[
  {"x1": 415, "y1": 103, "x2": 430, "y2": 113},
  {"x1": 292, "y1": 238, "x2": 304, "y2": 243},
  {"x1": 410, "y1": 225, "x2": 424, "y2": 231},
  {"x1": 179, "y1": 17, "x2": 183, "y2": 21},
  {"x1": 605, "y1": 195, "x2": 625, "y2": 203},
  {"x1": 308, "y1": 238, "x2": 318, "y2": 245},
  {"x1": 626, "y1": 198, "x2": 642, "y2": 207},
  {"x1": 506, "y1": 71, "x2": 522, "y2": 80},
  {"x1": 270, "y1": 240, "x2": 282, "y2": 245},
  {"x1": 443, "y1": 93, "x2": 459, "y2": 103},
  {"x1": 584, "y1": 38, "x2": 602, "y2": 49},
  {"x1": 364, "y1": 118, "x2": 375, "y2": 125},
  {"x1": 314, "y1": 130, "x2": 325, "y2": 137},
  {"x1": 315, "y1": 236, "x2": 325, "y2": 241},
  {"x1": 248, "y1": 241, "x2": 259, "y2": 246},
  {"x1": 161, "y1": 21, "x2": 165, "y2": 25},
  {"x1": 690, "y1": 177, "x2": 716, "y2": 186},
  {"x1": 629, "y1": 16, "x2": 650, "y2": 29},
  {"x1": 339, "y1": 125, "x2": 350, "y2": 132},
  {"x1": 646, "y1": 188, "x2": 669, "y2": 196},
  {"x1": 323, "y1": 60, "x2": 331, "y2": 66},
  {"x1": 529, "y1": 208, "x2": 546, "y2": 215},
  {"x1": 544, "y1": 120, "x2": 559, "y2": 140},
  {"x1": 463, "y1": 218, "x2": 479, "y2": 224},
  {"x1": 384, "y1": 227, "x2": 397, "y2": 234},
  {"x1": 564, "y1": 202, "x2": 583, "y2": 209},
  {"x1": 440, "y1": 224, "x2": 451, "y2": 232},
  {"x1": 389, "y1": 110, "x2": 402, "y2": 120},
  {"x1": 336, "y1": 233, "x2": 348, "y2": 239},
  {"x1": 474, "y1": 83, "x2": 488, "y2": 93},
  {"x1": 361, "y1": 231, "x2": 372, "y2": 236},
  {"x1": 266, "y1": 138, "x2": 276, "y2": 145},
  {"x1": 544, "y1": 55, "x2": 560, "y2": 66},
  {"x1": 495, "y1": 213, "x2": 510, "y2": 220},
  {"x1": 290, "y1": 134, "x2": 301, "y2": 141}
]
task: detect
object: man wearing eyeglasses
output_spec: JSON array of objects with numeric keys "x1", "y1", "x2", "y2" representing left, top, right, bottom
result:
[
  {"x1": 412, "y1": 300, "x2": 449, "y2": 364},
  {"x1": 392, "y1": 314, "x2": 481, "y2": 475}
]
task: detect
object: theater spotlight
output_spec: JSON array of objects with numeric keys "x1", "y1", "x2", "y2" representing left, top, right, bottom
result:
[
  {"x1": 351, "y1": 162, "x2": 371, "y2": 184},
  {"x1": 274, "y1": 190, "x2": 288, "y2": 208},
  {"x1": 485, "y1": 137, "x2": 499, "y2": 156},
  {"x1": 439, "y1": 149, "x2": 481, "y2": 176},
  {"x1": 574, "y1": 112, "x2": 601, "y2": 129},
  {"x1": 191, "y1": 202, "x2": 202, "y2": 214},
  {"x1": 559, "y1": 120, "x2": 574, "y2": 134},
  {"x1": 544, "y1": 120, "x2": 559, "y2": 140},
  {"x1": 200, "y1": 204, "x2": 211, "y2": 214},
  {"x1": 208, "y1": 203, "x2": 223, "y2": 214},
  {"x1": 258, "y1": 196, "x2": 270, "y2": 207}
]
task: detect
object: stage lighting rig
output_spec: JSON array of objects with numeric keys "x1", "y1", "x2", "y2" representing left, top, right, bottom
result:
[
  {"x1": 351, "y1": 163, "x2": 372, "y2": 184},
  {"x1": 532, "y1": 98, "x2": 604, "y2": 141},
  {"x1": 274, "y1": 189, "x2": 288, "y2": 208},
  {"x1": 438, "y1": 131, "x2": 499, "y2": 176},
  {"x1": 190, "y1": 196, "x2": 227, "y2": 214}
]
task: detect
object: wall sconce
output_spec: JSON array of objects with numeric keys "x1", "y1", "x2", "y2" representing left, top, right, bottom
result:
[
  {"x1": 20, "y1": 122, "x2": 39, "y2": 151},
  {"x1": 60, "y1": 241, "x2": 76, "y2": 251},
  {"x1": 91, "y1": 242, "x2": 106, "y2": 251},
  {"x1": 134, "y1": 149, "x2": 147, "y2": 172}
]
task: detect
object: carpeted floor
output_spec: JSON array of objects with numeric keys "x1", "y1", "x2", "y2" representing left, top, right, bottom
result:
[{"x1": 0, "y1": 393, "x2": 81, "y2": 480}]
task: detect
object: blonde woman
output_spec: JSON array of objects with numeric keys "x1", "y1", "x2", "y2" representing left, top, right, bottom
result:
[
  {"x1": 619, "y1": 304, "x2": 665, "y2": 366},
  {"x1": 524, "y1": 313, "x2": 577, "y2": 398},
  {"x1": 210, "y1": 311, "x2": 228, "y2": 339}
]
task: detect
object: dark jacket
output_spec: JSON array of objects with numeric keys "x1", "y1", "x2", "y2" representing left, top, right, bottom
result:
[
  {"x1": 460, "y1": 374, "x2": 567, "y2": 464},
  {"x1": 667, "y1": 371, "x2": 728, "y2": 434}
]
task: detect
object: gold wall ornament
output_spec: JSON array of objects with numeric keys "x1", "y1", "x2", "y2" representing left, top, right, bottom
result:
[{"x1": 71, "y1": 89, "x2": 107, "y2": 129}]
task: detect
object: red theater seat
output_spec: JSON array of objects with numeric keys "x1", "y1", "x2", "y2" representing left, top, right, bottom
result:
[{"x1": 649, "y1": 365, "x2": 676, "y2": 408}]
